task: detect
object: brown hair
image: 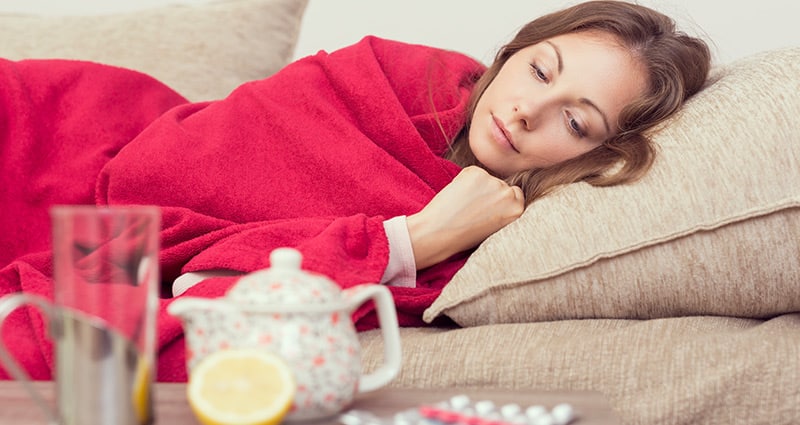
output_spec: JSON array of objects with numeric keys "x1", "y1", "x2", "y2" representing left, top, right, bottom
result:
[{"x1": 445, "y1": 0, "x2": 711, "y2": 204}]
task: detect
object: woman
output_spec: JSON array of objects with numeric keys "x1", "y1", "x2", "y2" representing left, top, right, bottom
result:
[
  {"x1": 410, "y1": 0, "x2": 711, "y2": 272},
  {"x1": 0, "y1": 1, "x2": 710, "y2": 380},
  {"x1": 166, "y1": 1, "x2": 710, "y2": 300}
]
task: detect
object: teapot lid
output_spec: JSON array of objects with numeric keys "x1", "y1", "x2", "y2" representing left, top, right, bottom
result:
[{"x1": 226, "y1": 247, "x2": 342, "y2": 305}]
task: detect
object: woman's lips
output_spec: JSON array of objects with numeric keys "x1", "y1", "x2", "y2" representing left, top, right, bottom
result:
[{"x1": 491, "y1": 115, "x2": 519, "y2": 153}]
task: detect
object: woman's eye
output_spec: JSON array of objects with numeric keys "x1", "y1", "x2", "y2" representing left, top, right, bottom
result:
[
  {"x1": 568, "y1": 116, "x2": 586, "y2": 138},
  {"x1": 529, "y1": 63, "x2": 548, "y2": 83}
]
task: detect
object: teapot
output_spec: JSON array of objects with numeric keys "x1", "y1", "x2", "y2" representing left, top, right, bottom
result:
[{"x1": 167, "y1": 247, "x2": 403, "y2": 421}]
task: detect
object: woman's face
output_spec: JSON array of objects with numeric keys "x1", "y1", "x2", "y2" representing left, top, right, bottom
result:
[{"x1": 469, "y1": 31, "x2": 648, "y2": 178}]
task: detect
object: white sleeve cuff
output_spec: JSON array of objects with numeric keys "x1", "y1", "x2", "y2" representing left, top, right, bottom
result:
[
  {"x1": 380, "y1": 216, "x2": 417, "y2": 288},
  {"x1": 172, "y1": 269, "x2": 244, "y2": 297}
]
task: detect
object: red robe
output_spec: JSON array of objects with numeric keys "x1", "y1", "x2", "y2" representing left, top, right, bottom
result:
[{"x1": 0, "y1": 36, "x2": 485, "y2": 381}]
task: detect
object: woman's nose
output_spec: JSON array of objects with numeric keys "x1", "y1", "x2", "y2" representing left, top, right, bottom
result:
[
  {"x1": 513, "y1": 99, "x2": 542, "y2": 131},
  {"x1": 514, "y1": 91, "x2": 559, "y2": 131}
]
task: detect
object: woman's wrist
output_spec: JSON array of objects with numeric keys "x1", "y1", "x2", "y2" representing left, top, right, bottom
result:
[{"x1": 406, "y1": 212, "x2": 453, "y2": 270}]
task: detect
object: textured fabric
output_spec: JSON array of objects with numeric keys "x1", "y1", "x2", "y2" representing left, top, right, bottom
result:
[
  {"x1": 0, "y1": 59, "x2": 188, "y2": 269},
  {"x1": 97, "y1": 36, "x2": 482, "y2": 332},
  {"x1": 0, "y1": 0, "x2": 309, "y2": 101},
  {"x1": 0, "y1": 37, "x2": 483, "y2": 382},
  {"x1": 0, "y1": 59, "x2": 186, "y2": 380},
  {"x1": 360, "y1": 317, "x2": 800, "y2": 425},
  {"x1": 424, "y1": 47, "x2": 800, "y2": 326}
]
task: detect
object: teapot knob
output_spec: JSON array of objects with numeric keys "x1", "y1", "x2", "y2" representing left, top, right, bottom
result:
[{"x1": 270, "y1": 247, "x2": 302, "y2": 270}]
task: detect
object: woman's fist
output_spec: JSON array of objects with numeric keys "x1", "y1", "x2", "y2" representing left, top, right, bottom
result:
[{"x1": 406, "y1": 166, "x2": 524, "y2": 269}]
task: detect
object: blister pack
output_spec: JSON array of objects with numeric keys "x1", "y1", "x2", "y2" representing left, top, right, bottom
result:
[{"x1": 340, "y1": 394, "x2": 577, "y2": 425}]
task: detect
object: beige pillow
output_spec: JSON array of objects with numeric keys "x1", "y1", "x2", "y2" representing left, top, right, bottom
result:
[
  {"x1": 424, "y1": 47, "x2": 800, "y2": 327},
  {"x1": 0, "y1": 0, "x2": 308, "y2": 101}
]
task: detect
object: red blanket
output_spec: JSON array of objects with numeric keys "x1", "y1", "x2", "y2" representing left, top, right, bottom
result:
[{"x1": 0, "y1": 37, "x2": 484, "y2": 381}]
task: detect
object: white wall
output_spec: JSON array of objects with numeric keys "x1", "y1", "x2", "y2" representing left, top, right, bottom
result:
[
  {"x1": 2, "y1": 0, "x2": 797, "y2": 66},
  {"x1": 293, "y1": 0, "x2": 800, "y2": 65}
]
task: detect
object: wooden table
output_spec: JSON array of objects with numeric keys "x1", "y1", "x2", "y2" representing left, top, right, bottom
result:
[{"x1": 0, "y1": 381, "x2": 620, "y2": 424}]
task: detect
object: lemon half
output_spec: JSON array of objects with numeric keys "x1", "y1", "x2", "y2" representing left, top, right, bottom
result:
[{"x1": 187, "y1": 348, "x2": 296, "y2": 425}]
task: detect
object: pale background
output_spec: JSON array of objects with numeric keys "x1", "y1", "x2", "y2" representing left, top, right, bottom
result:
[
  {"x1": 2, "y1": 0, "x2": 799, "y2": 65},
  {"x1": 293, "y1": 0, "x2": 800, "y2": 65}
]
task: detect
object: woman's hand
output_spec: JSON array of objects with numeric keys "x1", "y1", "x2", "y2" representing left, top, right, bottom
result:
[{"x1": 406, "y1": 166, "x2": 525, "y2": 270}]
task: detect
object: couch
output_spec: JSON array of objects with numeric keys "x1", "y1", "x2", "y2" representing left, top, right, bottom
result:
[{"x1": 2, "y1": 1, "x2": 798, "y2": 424}]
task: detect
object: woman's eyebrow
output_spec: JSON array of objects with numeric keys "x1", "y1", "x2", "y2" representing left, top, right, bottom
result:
[
  {"x1": 546, "y1": 40, "x2": 611, "y2": 135},
  {"x1": 580, "y1": 99, "x2": 611, "y2": 135},
  {"x1": 544, "y1": 41, "x2": 563, "y2": 73}
]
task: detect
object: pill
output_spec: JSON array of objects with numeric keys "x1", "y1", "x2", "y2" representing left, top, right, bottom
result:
[
  {"x1": 550, "y1": 403, "x2": 575, "y2": 425},
  {"x1": 339, "y1": 413, "x2": 362, "y2": 425},
  {"x1": 450, "y1": 395, "x2": 471, "y2": 410},
  {"x1": 500, "y1": 404, "x2": 521, "y2": 418},
  {"x1": 474, "y1": 401, "x2": 495, "y2": 416},
  {"x1": 394, "y1": 413, "x2": 413, "y2": 425},
  {"x1": 525, "y1": 405, "x2": 547, "y2": 419}
]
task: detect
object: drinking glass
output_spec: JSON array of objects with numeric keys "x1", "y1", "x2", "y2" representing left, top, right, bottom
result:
[{"x1": 0, "y1": 205, "x2": 160, "y2": 425}]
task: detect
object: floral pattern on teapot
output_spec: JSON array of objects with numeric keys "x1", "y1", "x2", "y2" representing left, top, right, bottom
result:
[{"x1": 168, "y1": 248, "x2": 403, "y2": 422}]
